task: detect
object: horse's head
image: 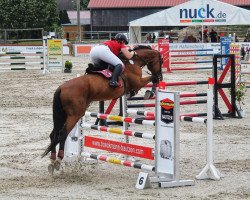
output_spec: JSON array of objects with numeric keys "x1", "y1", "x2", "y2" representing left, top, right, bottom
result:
[{"x1": 133, "y1": 45, "x2": 163, "y2": 84}]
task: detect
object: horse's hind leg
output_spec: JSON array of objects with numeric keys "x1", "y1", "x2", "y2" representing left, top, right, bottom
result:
[
  {"x1": 48, "y1": 129, "x2": 57, "y2": 175},
  {"x1": 53, "y1": 125, "x2": 67, "y2": 171},
  {"x1": 54, "y1": 115, "x2": 83, "y2": 170}
]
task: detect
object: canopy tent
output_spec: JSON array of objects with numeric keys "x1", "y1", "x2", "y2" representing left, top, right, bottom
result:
[{"x1": 129, "y1": 0, "x2": 250, "y2": 43}]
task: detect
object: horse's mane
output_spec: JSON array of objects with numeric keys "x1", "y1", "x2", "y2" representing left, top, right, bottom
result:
[{"x1": 133, "y1": 45, "x2": 152, "y2": 51}]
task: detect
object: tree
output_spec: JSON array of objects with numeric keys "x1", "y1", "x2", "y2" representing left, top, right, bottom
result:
[
  {"x1": 59, "y1": 10, "x2": 71, "y2": 24},
  {"x1": 80, "y1": 0, "x2": 90, "y2": 9},
  {"x1": 73, "y1": 0, "x2": 90, "y2": 10},
  {"x1": 0, "y1": 0, "x2": 59, "y2": 31}
]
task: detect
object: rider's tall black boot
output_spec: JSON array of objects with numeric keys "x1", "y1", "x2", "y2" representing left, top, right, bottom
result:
[{"x1": 109, "y1": 64, "x2": 123, "y2": 87}]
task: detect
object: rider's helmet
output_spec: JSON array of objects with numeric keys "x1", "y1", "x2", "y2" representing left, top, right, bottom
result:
[{"x1": 115, "y1": 33, "x2": 128, "y2": 44}]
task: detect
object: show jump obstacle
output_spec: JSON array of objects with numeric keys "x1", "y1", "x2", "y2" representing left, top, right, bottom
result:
[
  {"x1": 158, "y1": 38, "x2": 220, "y2": 72},
  {"x1": 63, "y1": 81, "x2": 221, "y2": 189},
  {"x1": 0, "y1": 36, "x2": 63, "y2": 74}
]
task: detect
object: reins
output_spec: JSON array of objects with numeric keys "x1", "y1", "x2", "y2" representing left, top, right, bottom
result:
[{"x1": 133, "y1": 53, "x2": 148, "y2": 68}]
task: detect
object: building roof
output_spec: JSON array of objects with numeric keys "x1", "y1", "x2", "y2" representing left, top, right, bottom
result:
[
  {"x1": 66, "y1": 11, "x2": 90, "y2": 25},
  {"x1": 88, "y1": 0, "x2": 250, "y2": 8}
]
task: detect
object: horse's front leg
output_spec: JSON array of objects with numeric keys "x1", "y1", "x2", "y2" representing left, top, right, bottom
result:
[
  {"x1": 139, "y1": 76, "x2": 158, "y2": 99},
  {"x1": 135, "y1": 76, "x2": 156, "y2": 99},
  {"x1": 144, "y1": 83, "x2": 157, "y2": 99}
]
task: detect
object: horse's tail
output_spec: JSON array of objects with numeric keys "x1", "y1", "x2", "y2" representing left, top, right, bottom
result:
[{"x1": 41, "y1": 87, "x2": 66, "y2": 158}]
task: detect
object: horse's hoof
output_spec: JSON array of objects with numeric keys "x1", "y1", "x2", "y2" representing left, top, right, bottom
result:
[
  {"x1": 50, "y1": 153, "x2": 57, "y2": 161},
  {"x1": 48, "y1": 164, "x2": 55, "y2": 175},
  {"x1": 144, "y1": 90, "x2": 154, "y2": 99},
  {"x1": 54, "y1": 159, "x2": 62, "y2": 171}
]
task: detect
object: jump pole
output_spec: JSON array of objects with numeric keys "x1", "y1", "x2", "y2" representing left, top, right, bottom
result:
[
  {"x1": 43, "y1": 36, "x2": 50, "y2": 74},
  {"x1": 196, "y1": 80, "x2": 223, "y2": 180}
]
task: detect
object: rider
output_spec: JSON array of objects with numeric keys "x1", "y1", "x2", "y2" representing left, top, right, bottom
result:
[{"x1": 90, "y1": 33, "x2": 136, "y2": 87}]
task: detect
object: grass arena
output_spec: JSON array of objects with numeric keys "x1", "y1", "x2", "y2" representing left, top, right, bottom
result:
[{"x1": 0, "y1": 55, "x2": 249, "y2": 199}]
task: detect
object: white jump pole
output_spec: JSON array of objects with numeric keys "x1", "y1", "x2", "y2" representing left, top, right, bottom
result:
[
  {"x1": 42, "y1": 36, "x2": 50, "y2": 74},
  {"x1": 196, "y1": 80, "x2": 223, "y2": 180}
]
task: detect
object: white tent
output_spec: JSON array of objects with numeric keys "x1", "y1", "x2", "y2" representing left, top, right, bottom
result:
[{"x1": 129, "y1": 0, "x2": 250, "y2": 43}]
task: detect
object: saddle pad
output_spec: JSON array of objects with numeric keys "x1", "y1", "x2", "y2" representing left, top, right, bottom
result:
[
  {"x1": 90, "y1": 69, "x2": 112, "y2": 78},
  {"x1": 88, "y1": 68, "x2": 123, "y2": 87}
]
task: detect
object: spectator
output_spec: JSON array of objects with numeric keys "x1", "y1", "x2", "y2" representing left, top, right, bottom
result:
[
  {"x1": 241, "y1": 47, "x2": 246, "y2": 60},
  {"x1": 203, "y1": 26, "x2": 209, "y2": 43},
  {"x1": 235, "y1": 35, "x2": 239, "y2": 42},
  {"x1": 151, "y1": 33, "x2": 156, "y2": 43},
  {"x1": 217, "y1": 35, "x2": 221, "y2": 43},
  {"x1": 199, "y1": 31, "x2": 202, "y2": 42},
  {"x1": 188, "y1": 35, "x2": 197, "y2": 43},
  {"x1": 159, "y1": 30, "x2": 165, "y2": 37},
  {"x1": 145, "y1": 33, "x2": 152, "y2": 43},
  {"x1": 209, "y1": 29, "x2": 218, "y2": 43},
  {"x1": 182, "y1": 36, "x2": 189, "y2": 43},
  {"x1": 244, "y1": 33, "x2": 250, "y2": 42},
  {"x1": 169, "y1": 30, "x2": 174, "y2": 43}
]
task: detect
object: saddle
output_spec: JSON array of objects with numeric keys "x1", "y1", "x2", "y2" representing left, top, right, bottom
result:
[{"x1": 86, "y1": 63, "x2": 123, "y2": 87}]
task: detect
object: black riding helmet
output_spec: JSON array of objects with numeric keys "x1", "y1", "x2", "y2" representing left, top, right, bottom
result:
[{"x1": 115, "y1": 33, "x2": 128, "y2": 44}]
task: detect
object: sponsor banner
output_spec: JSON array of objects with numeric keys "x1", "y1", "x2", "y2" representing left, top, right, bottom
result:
[
  {"x1": 220, "y1": 37, "x2": 231, "y2": 69},
  {"x1": 158, "y1": 38, "x2": 169, "y2": 52},
  {"x1": 160, "y1": 98, "x2": 174, "y2": 124},
  {"x1": 179, "y1": 2, "x2": 228, "y2": 25},
  {"x1": 72, "y1": 42, "x2": 223, "y2": 57},
  {"x1": 170, "y1": 43, "x2": 220, "y2": 55},
  {"x1": 47, "y1": 39, "x2": 63, "y2": 68},
  {"x1": 84, "y1": 136, "x2": 154, "y2": 160},
  {"x1": 155, "y1": 90, "x2": 177, "y2": 175},
  {"x1": 0, "y1": 45, "x2": 69, "y2": 54},
  {"x1": 129, "y1": 0, "x2": 250, "y2": 27}
]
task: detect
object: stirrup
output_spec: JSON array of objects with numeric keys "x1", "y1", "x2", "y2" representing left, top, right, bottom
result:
[{"x1": 109, "y1": 80, "x2": 119, "y2": 87}]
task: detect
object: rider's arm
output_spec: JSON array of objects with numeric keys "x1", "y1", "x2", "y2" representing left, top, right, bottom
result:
[{"x1": 121, "y1": 47, "x2": 136, "y2": 59}]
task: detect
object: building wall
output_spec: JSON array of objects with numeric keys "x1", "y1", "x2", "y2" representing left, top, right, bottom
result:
[
  {"x1": 91, "y1": 8, "x2": 165, "y2": 27},
  {"x1": 63, "y1": 26, "x2": 86, "y2": 41}
]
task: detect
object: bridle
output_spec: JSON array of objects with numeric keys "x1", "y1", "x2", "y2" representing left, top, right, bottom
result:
[
  {"x1": 132, "y1": 49, "x2": 163, "y2": 83},
  {"x1": 133, "y1": 53, "x2": 148, "y2": 68}
]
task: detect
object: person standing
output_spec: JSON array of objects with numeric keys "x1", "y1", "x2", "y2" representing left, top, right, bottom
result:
[
  {"x1": 151, "y1": 33, "x2": 156, "y2": 43},
  {"x1": 145, "y1": 33, "x2": 152, "y2": 43},
  {"x1": 203, "y1": 26, "x2": 209, "y2": 43},
  {"x1": 209, "y1": 29, "x2": 218, "y2": 43}
]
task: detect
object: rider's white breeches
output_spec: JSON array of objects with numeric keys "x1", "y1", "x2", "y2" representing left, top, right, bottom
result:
[{"x1": 90, "y1": 45, "x2": 124, "y2": 67}]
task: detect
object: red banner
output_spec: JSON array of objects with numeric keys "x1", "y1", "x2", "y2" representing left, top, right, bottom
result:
[
  {"x1": 84, "y1": 136, "x2": 154, "y2": 160},
  {"x1": 158, "y1": 38, "x2": 170, "y2": 72}
]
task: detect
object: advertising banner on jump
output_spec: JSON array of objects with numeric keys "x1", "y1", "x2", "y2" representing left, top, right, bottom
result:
[
  {"x1": 220, "y1": 37, "x2": 231, "y2": 70},
  {"x1": 155, "y1": 90, "x2": 179, "y2": 176},
  {"x1": 47, "y1": 39, "x2": 63, "y2": 68}
]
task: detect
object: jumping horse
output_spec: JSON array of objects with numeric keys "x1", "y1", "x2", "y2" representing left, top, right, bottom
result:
[{"x1": 41, "y1": 45, "x2": 163, "y2": 173}]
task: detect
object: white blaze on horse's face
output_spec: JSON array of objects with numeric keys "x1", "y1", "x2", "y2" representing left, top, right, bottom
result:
[{"x1": 129, "y1": 60, "x2": 134, "y2": 64}]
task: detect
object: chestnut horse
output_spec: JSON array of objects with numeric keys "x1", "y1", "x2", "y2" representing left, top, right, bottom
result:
[{"x1": 41, "y1": 46, "x2": 163, "y2": 171}]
